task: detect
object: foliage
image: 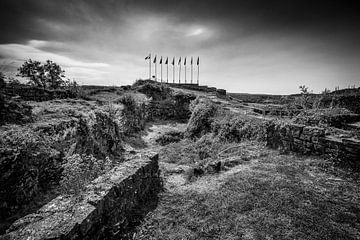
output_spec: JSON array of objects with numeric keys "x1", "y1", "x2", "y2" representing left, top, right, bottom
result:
[
  {"x1": 0, "y1": 96, "x2": 33, "y2": 125},
  {"x1": 185, "y1": 97, "x2": 219, "y2": 138},
  {"x1": 116, "y1": 95, "x2": 147, "y2": 135},
  {"x1": 296, "y1": 85, "x2": 313, "y2": 109},
  {"x1": 155, "y1": 130, "x2": 184, "y2": 146},
  {"x1": 0, "y1": 71, "x2": 5, "y2": 88},
  {"x1": 17, "y1": 59, "x2": 77, "y2": 90},
  {"x1": 134, "y1": 80, "x2": 173, "y2": 100},
  {"x1": 75, "y1": 108, "x2": 123, "y2": 159},
  {"x1": 291, "y1": 107, "x2": 354, "y2": 126},
  {"x1": 0, "y1": 126, "x2": 62, "y2": 220},
  {"x1": 60, "y1": 154, "x2": 113, "y2": 194},
  {"x1": 211, "y1": 112, "x2": 269, "y2": 142}
]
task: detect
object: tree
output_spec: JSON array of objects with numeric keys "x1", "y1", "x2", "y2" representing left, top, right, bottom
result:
[
  {"x1": 0, "y1": 71, "x2": 5, "y2": 88},
  {"x1": 298, "y1": 85, "x2": 312, "y2": 109},
  {"x1": 18, "y1": 59, "x2": 66, "y2": 89}
]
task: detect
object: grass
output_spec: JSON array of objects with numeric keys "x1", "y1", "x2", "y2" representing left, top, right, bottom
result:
[{"x1": 135, "y1": 146, "x2": 360, "y2": 240}]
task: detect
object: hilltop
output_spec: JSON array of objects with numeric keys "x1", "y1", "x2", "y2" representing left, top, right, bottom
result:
[{"x1": 1, "y1": 80, "x2": 360, "y2": 239}]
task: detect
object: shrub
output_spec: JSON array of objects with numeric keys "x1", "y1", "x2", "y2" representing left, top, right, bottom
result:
[
  {"x1": 134, "y1": 81, "x2": 172, "y2": 100},
  {"x1": 60, "y1": 154, "x2": 113, "y2": 194},
  {"x1": 155, "y1": 130, "x2": 184, "y2": 146},
  {"x1": 185, "y1": 97, "x2": 218, "y2": 138},
  {"x1": 116, "y1": 95, "x2": 147, "y2": 135},
  {"x1": 74, "y1": 108, "x2": 123, "y2": 159},
  {"x1": 211, "y1": 112, "x2": 269, "y2": 142},
  {"x1": 0, "y1": 126, "x2": 61, "y2": 218},
  {"x1": 291, "y1": 107, "x2": 355, "y2": 127}
]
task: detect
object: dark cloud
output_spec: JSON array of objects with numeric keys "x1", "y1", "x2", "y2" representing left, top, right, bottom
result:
[
  {"x1": 1, "y1": 0, "x2": 359, "y2": 92},
  {"x1": 1, "y1": 0, "x2": 360, "y2": 44}
]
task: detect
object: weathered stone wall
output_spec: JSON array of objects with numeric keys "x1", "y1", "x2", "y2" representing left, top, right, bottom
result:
[
  {"x1": 2, "y1": 153, "x2": 161, "y2": 240},
  {"x1": 266, "y1": 122, "x2": 360, "y2": 169},
  {"x1": 147, "y1": 92, "x2": 196, "y2": 121},
  {"x1": 0, "y1": 108, "x2": 124, "y2": 227}
]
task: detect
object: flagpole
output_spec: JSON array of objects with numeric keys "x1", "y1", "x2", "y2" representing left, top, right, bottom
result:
[
  {"x1": 185, "y1": 60, "x2": 186, "y2": 84},
  {"x1": 191, "y1": 59, "x2": 193, "y2": 84},
  {"x1": 167, "y1": 60, "x2": 169, "y2": 83},
  {"x1": 197, "y1": 60, "x2": 199, "y2": 85},
  {"x1": 179, "y1": 62, "x2": 181, "y2": 84},
  {"x1": 173, "y1": 58, "x2": 175, "y2": 83},
  {"x1": 161, "y1": 57, "x2": 163, "y2": 83},
  {"x1": 149, "y1": 53, "x2": 151, "y2": 80}
]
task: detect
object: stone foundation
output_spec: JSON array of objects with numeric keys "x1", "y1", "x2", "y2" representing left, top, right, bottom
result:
[
  {"x1": 2, "y1": 153, "x2": 161, "y2": 240},
  {"x1": 266, "y1": 122, "x2": 360, "y2": 168}
]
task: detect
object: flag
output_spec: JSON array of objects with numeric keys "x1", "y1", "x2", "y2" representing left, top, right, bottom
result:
[
  {"x1": 184, "y1": 57, "x2": 186, "y2": 65},
  {"x1": 191, "y1": 57, "x2": 193, "y2": 65},
  {"x1": 172, "y1": 57, "x2": 175, "y2": 65},
  {"x1": 165, "y1": 57, "x2": 168, "y2": 64},
  {"x1": 153, "y1": 55, "x2": 157, "y2": 63},
  {"x1": 178, "y1": 57, "x2": 181, "y2": 65},
  {"x1": 197, "y1": 57, "x2": 199, "y2": 65},
  {"x1": 145, "y1": 54, "x2": 150, "y2": 60},
  {"x1": 160, "y1": 56, "x2": 162, "y2": 64}
]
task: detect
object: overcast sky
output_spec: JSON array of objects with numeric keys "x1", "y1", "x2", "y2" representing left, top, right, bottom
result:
[{"x1": 1, "y1": 0, "x2": 359, "y2": 94}]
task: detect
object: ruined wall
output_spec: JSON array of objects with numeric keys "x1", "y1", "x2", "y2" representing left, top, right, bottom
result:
[
  {"x1": 147, "y1": 92, "x2": 196, "y2": 121},
  {"x1": 0, "y1": 108, "x2": 124, "y2": 227},
  {"x1": 266, "y1": 122, "x2": 360, "y2": 169},
  {"x1": 2, "y1": 153, "x2": 161, "y2": 240}
]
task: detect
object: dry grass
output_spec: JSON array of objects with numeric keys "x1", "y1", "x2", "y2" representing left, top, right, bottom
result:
[{"x1": 135, "y1": 145, "x2": 360, "y2": 240}]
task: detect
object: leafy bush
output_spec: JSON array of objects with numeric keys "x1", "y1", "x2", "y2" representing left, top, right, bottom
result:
[
  {"x1": 74, "y1": 108, "x2": 123, "y2": 159},
  {"x1": 116, "y1": 95, "x2": 147, "y2": 135},
  {"x1": 185, "y1": 97, "x2": 218, "y2": 138},
  {"x1": 0, "y1": 126, "x2": 61, "y2": 219},
  {"x1": 155, "y1": 130, "x2": 184, "y2": 145},
  {"x1": 211, "y1": 113, "x2": 269, "y2": 142},
  {"x1": 134, "y1": 81, "x2": 172, "y2": 100},
  {"x1": 291, "y1": 107, "x2": 355, "y2": 126},
  {"x1": 60, "y1": 154, "x2": 113, "y2": 194},
  {"x1": 0, "y1": 71, "x2": 5, "y2": 88}
]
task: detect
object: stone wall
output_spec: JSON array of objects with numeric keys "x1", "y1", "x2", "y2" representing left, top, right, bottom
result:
[
  {"x1": 266, "y1": 122, "x2": 360, "y2": 169},
  {"x1": 0, "y1": 108, "x2": 124, "y2": 229},
  {"x1": 2, "y1": 153, "x2": 161, "y2": 240},
  {"x1": 147, "y1": 92, "x2": 196, "y2": 121}
]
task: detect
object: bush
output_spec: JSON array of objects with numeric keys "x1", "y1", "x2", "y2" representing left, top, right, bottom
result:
[
  {"x1": 116, "y1": 95, "x2": 147, "y2": 135},
  {"x1": 74, "y1": 108, "x2": 123, "y2": 159},
  {"x1": 155, "y1": 130, "x2": 184, "y2": 145},
  {"x1": 185, "y1": 97, "x2": 218, "y2": 138},
  {"x1": 291, "y1": 107, "x2": 356, "y2": 127},
  {"x1": 134, "y1": 81, "x2": 172, "y2": 101},
  {"x1": 211, "y1": 113, "x2": 269, "y2": 142},
  {"x1": 60, "y1": 154, "x2": 113, "y2": 194},
  {"x1": 0, "y1": 127, "x2": 61, "y2": 219}
]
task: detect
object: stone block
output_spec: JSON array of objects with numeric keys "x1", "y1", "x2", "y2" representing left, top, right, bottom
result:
[
  {"x1": 4, "y1": 155, "x2": 162, "y2": 240},
  {"x1": 290, "y1": 124, "x2": 304, "y2": 138}
]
